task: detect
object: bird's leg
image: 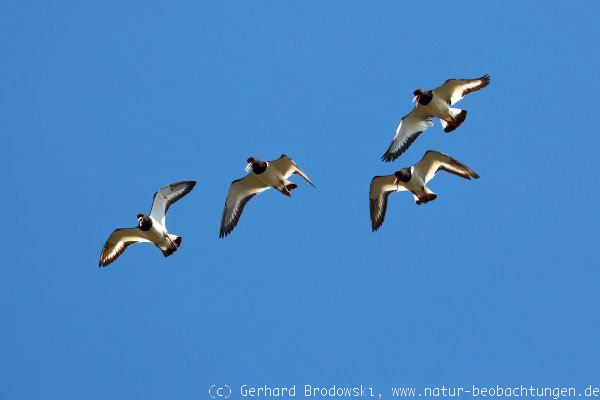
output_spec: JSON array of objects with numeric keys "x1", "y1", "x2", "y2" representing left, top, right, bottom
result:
[
  {"x1": 411, "y1": 191, "x2": 422, "y2": 205},
  {"x1": 281, "y1": 180, "x2": 291, "y2": 197},
  {"x1": 166, "y1": 234, "x2": 179, "y2": 249},
  {"x1": 420, "y1": 186, "x2": 429, "y2": 203}
]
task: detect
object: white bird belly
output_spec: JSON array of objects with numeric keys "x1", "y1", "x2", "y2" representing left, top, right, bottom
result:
[
  {"x1": 256, "y1": 170, "x2": 284, "y2": 188},
  {"x1": 423, "y1": 96, "x2": 451, "y2": 119},
  {"x1": 147, "y1": 219, "x2": 169, "y2": 248},
  {"x1": 404, "y1": 178, "x2": 426, "y2": 196}
]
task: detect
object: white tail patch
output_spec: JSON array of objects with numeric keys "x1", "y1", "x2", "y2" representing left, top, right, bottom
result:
[
  {"x1": 440, "y1": 108, "x2": 467, "y2": 133},
  {"x1": 449, "y1": 108, "x2": 463, "y2": 118},
  {"x1": 440, "y1": 109, "x2": 462, "y2": 130},
  {"x1": 168, "y1": 234, "x2": 182, "y2": 248}
]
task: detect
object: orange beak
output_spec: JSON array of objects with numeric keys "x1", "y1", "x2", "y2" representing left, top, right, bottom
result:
[{"x1": 245, "y1": 162, "x2": 252, "y2": 172}]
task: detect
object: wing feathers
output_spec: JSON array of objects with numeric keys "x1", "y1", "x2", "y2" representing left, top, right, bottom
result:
[
  {"x1": 416, "y1": 150, "x2": 479, "y2": 184},
  {"x1": 99, "y1": 228, "x2": 149, "y2": 267},
  {"x1": 460, "y1": 74, "x2": 490, "y2": 98},
  {"x1": 382, "y1": 109, "x2": 434, "y2": 162},
  {"x1": 219, "y1": 174, "x2": 269, "y2": 238},
  {"x1": 370, "y1": 191, "x2": 393, "y2": 232},
  {"x1": 271, "y1": 155, "x2": 315, "y2": 187},
  {"x1": 435, "y1": 74, "x2": 490, "y2": 105},
  {"x1": 293, "y1": 169, "x2": 315, "y2": 188},
  {"x1": 369, "y1": 175, "x2": 402, "y2": 232},
  {"x1": 150, "y1": 180, "x2": 196, "y2": 223},
  {"x1": 219, "y1": 192, "x2": 258, "y2": 238},
  {"x1": 437, "y1": 161, "x2": 480, "y2": 180}
]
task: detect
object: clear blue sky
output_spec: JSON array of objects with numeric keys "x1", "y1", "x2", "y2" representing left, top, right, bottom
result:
[{"x1": 2, "y1": 1, "x2": 599, "y2": 399}]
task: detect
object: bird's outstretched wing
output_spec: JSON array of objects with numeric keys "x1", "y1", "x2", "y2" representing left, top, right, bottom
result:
[
  {"x1": 99, "y1": 228, "x2": 150, "y2": 267},
  {"x1": 382, "y1": 108, "x2": 434, "y2": 162},
  {"x1": 219, "y1": 174, "x2": 270, "y2": 238},
  {"x1": 269, "y1": 155, "x2": 316, "y2": 187},
  {"x1": 369, "y1": 175, "x2": 405, "y2": 232},
  {"x1": 150, "y1": 181, "x2": 196, "y2": 225},
  {"x1": 414, "y1": 151, "x2": 480, "y2": 184},
  {"x1": 433, "y1": 74, "x2": 490, "y2": 106}
]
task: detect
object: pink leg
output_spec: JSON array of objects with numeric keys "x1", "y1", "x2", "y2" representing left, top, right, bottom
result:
[{"x1": 167, "y1": 235, "x2": 179, "y2": 249}]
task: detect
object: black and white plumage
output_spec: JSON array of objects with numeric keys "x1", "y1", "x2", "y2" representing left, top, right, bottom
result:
[
  {"x1": 99, "y1": 180, "x2": 196, "y2": 267},
  {"x1": 370, "y1": 151, "x2": 479, "y2": 231},
  {"x1": 381, "y1": 74, "x2": 490, "y2": 162},
  {"x1": 219, "y1": 155, "x2": 315, "y2": 238}
]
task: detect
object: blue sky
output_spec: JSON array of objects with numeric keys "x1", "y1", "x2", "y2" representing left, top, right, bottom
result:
[{"x1": 2, "y1": 1, "x2": 599, "y2": 399}]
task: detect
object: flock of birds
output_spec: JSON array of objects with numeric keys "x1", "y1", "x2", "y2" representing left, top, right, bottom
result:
[{"x1": 99, "y1": 74, "x2": 490, "y2": 267}]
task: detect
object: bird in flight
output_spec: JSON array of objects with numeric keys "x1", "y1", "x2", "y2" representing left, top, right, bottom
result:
[
  {"x1": 370, "y1": 151, "x2": 479, "y2": 231},
  {"x1": 219, "y1": 154, "x2": 315, "y2": 238},
  {"x1": 382, "y1": 74, "x2": 490, "y2": 162},
  {"x1": 99, "y1": 181, "x2": 197, "y2": 267}
]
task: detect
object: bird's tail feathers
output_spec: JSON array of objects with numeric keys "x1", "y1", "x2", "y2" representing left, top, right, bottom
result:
[
  {"x1": 162, "y1": 235, "x2": 182, "y2": 257},
  {"x1": 441, "y1": 109, "x2": 467, "y2": 132},
  {"x1": 171, "y1": 235, "x2": 182, "y2": 247}
]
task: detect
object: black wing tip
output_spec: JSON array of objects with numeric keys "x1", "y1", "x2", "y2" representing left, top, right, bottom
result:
[
  {"x1": 382, "y1": 146, "x2": 408, "y2": 162},
  {"x1": 381, "y1": 153, "x2": 397, "y2": 162},
  {"x1": 453, "y1": 158, "x2": 480, "y2": 180},
  {"x1": 370, "y1": 217, "x2": 384, "y2": 232},
  {"x1": 477, "y1": 74, "x2": 491, "y2": 88},
  {"x1": 382, "y1": 130, "x2": 422, "y2": 162},
  {"x1": 218, "y1": 229, "x2": 229, "y2": 238},
  {"x1": 369, "y1": 198, "x2": 385, "y2": 232},
  {"x1": 181, "y1": 180, "x2": 197, "y2": 190},
  {"x1": 443, "y1": 156, "x2": 481, "y2": 180},
  {"x1": 219, "y1": 225, "x2": 236, "y2": 238},
  {"x1": 170, "y1": 180, "x2": 197, "y2": 188},
  {"x1": 464, "y1": 171, "x2": 479, "y2": 180},
  {"x1": 371, "y1": 223, "x2": 382, "y2": 232},
  {"x1": 219, "y1": 194, "x2": 249, "y2": 239},
  {"x1": 219, "y1": 208, "x2": 229, "y2": 239}
]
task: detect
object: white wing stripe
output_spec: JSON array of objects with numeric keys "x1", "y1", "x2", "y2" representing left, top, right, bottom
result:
[
  {"x1": 150, "y1": 181, "x2": 196, "y2": 224},
  {"x1": 382, "y1": 109, "x2": 434, "y2": 162}
]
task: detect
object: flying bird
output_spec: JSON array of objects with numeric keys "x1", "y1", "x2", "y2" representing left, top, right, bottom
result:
[
  {"x1": 382, "y1": 74, "x2": 490, "y2": 162},
  {"x1": 99, "y1": 181, "x2": 197, "y2": 267},
  {"x1": 219, "y1": 155, "x2": 315, "y2": 238},
  {"x1": 370, "y1": 151, "x2": 479, "y2": 231}
]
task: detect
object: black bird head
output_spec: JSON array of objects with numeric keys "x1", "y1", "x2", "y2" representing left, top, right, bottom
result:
[
  {"x1": 244, "y1": 156, "x2": 268, "y2": 174},
  {"x1": 412, "y1": 88, "x2": 431, "y2": 105},
  {"x1": 137, "y1": 214, "x2": 152, "y2": 231},
  {"x1": 394, "y1": 168, "x2": 412, "y2": 185},
  {"x1": 245, "y1": 156, "x2": 258, "y2": 172}
]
